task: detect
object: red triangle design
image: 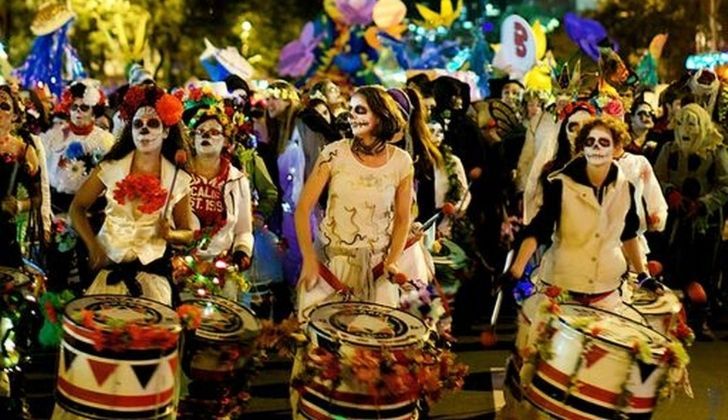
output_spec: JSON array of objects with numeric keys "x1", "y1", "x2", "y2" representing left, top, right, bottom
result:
[
  {"x1": 584, "y1": 346, "x2": 608, "y2": 368},
  {"x1": 168, "y1": 356, "x2": 178, "y2": 374},
  {"x1": 88, "y1": 359, "x2": 119, "y2": 387}
]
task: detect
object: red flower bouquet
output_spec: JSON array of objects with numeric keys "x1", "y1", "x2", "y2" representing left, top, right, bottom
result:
[{"x1": 113, "y1": 173, "x2": 168, "y2": 214}]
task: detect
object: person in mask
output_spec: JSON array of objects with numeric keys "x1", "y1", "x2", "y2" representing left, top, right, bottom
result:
[
  {"x1": 183, "y1": 88, "x2": 254, "y2": 300},
  {"x1": 501, "y1": 80, "x2": 525, "y2": 118},
  {"x1": 626, "y1": 100, "x2": 656, "y2": 155},
  {"x1": 654, "y1": 103, "x2": 728, "y2": 340},
  {"x1": 506, "y1": 116, "x2": 651, "y2": 309},
  {"x1": 70, "y1": 84, "x2": 193, "y2": 305}
]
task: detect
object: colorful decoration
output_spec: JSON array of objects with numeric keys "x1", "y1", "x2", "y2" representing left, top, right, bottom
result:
[
  {"x1": 72, "y1": 309, "x2": 179, "y2": 352},
  {"x1": 415, "y1": 0, "x2": 464, "y2": 30},
  {"x1": 15, "y1": 3, "x2": 86, "y2": 97},
  {"x1": 278, "y1": 22, "x2": 325, "y2": 78},
  {"x1": 200, "y1": 38, "x2": 256, "y2": 82},
  {"x1": 254, "y1": 318, "x2": 305, "y2": 359},
  {"x1": 372, "y1": 0, "x2": 407, "y2": 29},
  {"x1": 112, "y1": 173, "x2": 167, "y2": 215},
  {"x1": 492, "y1": 15, "x2": 537, "y2": 78},
  {"x1": 563, "y1": 12, "x2": 615, "y2": 62},
  {"x1": 38, "y1": 290, "x2": 76, "y2": 348},
  {"x1": 172, "y1": 253, "x2": 249, "y2": 297},
  {"x1": 335, "y1": 0, "x2": 377, "y2": 26}
]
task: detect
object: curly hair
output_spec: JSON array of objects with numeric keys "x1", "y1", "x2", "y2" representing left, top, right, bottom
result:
[
  {"x1": 352, "y1": 85, "x2": 406, "y2": 143},
  {"x1": 574, "y1": 116, "x2": 630, "y2": 152}
]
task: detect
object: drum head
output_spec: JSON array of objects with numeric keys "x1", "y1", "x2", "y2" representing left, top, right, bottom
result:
[
  {"x1": 308, "y1": 301, "x2": 428, "y2": 349},
  {"x1": 64, "y1": 295, "x2": 180, "y2": 333},
  {"x1": 182, "y1": 295, "x2": 260, "y2": 342},
  {"x1": 559, "y1": 304, "x2": 668, "y2": 354},
  {"x1": 0, "y1": 266, "x2": 32, "y2": 291}
]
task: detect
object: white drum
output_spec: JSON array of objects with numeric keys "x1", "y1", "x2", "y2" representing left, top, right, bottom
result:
[
  {"x1": 54, "y1": 295, "x2": 180, "y2": 419},
  {"x1": 524, "y1": 304, "x2": 670, "y2": 419},
  {"x1": 622, "y1": 281, "x2": 683, "y2": 335},
  {"x1": 299, "y1": 302, "x2": 429, "y2": 419}
]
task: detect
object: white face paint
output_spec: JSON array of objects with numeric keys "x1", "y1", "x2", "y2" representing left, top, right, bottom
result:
[
  {"x1": 566, "y1": 110, "x2": 592, "y2": 146},
  {"x1": 674, "y1": 110, "x2": 700, "y2": 144},
  {"x1": 349, "y1": 94, "x2": 376, "y2": 138},
  {"x1": 583, "y1": 125, "x2": 615, "y2": 167},
  {"x1": 501, "y1": 83, "x2": 523, "y2": 110},
  {"x1": 70, "y1": 98, "x2": 94, "y2": 128},
  {"x1": 193, "y1": 119, "x2": 226, "y2": 157},
  {"x1": 428, "y1": 121, "x2": 444, "y2": 146},
  {"x1": 631, "y1": 103, "x2": 654, "y2": 132},
  {"x1": 132, "y1": 106, "x2": 167, "y2": 154}
]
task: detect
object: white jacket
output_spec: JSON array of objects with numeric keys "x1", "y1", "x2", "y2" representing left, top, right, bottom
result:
[
  {"x1": 191, "y1": 164, "x2": 254, "y2": 260},
  {"x1": 540, "y1": 162, "x2": 633, "y2": 294}
]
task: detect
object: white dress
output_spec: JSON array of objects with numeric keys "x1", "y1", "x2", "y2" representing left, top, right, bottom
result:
[
  {"x1": 85, "y1": 153, "x2": 192, "y2": 305},
  {"x1": 298, "y1": 140, "x2": 413, "y2": 319}
]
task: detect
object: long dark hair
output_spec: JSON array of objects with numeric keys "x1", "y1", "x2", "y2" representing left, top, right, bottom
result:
[
  {"x1": 352, "y1": 86, "x2": 406, "y2": 143},
  {"x1": 405, "y1": 87, "x2": 444, "y2": 172},
  {"x1": 540, "y1": 103, "x2": 595, "y2": 182},
  {"x1": 102, "y1": 120, "x2": 190, "y2": 167}
]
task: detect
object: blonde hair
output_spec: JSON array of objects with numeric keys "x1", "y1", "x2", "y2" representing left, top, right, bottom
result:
[
  {"x1": 266, "y1": 80, "x2": 302, "y2": 155},
  {"x1": 575, "y1": 116, "x2": 630, "y2": 152}
]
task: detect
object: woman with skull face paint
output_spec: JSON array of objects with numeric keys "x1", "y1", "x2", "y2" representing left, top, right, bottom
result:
[
  {"x1": 70, "y1": 84, "x2": 192, "y2": 306},
  {"x1": 294, "y1": 85, "x2": 413, "y2": 319},
  {"x1": 0, "y1": 83, "x2": 43, "y2": 268},
  {"x1": 41, "y1": 79, "x2": 115, "y2": 290},
  {"x1": 654, "y1": 104, "x2": 728, "y2": 339},
  {"x1": 183, "y1": 90, "x2": 254, "y2": 300},
  {"x1": 626, "y1": 100, "x2": 657, "y2": 156},
  {"x1": 508, "y1": 117, "x2": 649, "y2": 313}
]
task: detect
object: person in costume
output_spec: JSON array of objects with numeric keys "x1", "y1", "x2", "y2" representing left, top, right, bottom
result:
[
  {"x1": 654, "y1": 103, "x2": 728, "y2": 340},
  {"x1": 295, "y1": 85, "x2": 413, "y2": 319},
  {"x1": 309, "y1": 79, "x2": 351, "y2": 139},
  {"x1": 507, "y1": 116, "x2": 652, "y2": 310},
  {"x1": 625, "y1": 99, "x2": 656, "y2": 156},
  {"x1": 41, "y1": 79, "x2": 115, "y2": 290},
  {"x1": 299, "y1": 96, "x2": 342, "y2": 180},
  {"x1": 70, "y1": 84, "x2": 192, "y2": 306},
  {"x1": 0, "y1": 83, "x2": 42, "y2": 268},
  {"x1": 183, "y1": 86, "x2": 254, "y2": 300}
]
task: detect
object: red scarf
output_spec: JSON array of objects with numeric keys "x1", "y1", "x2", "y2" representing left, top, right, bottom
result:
[{"x1": 68, "y1": 122, "x2": 94, "y2": 136}]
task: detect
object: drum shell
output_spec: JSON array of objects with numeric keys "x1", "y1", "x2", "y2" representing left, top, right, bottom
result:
[
  {"x1": 524, "y1": 309, "x2": 668, "y2": 418},
  {"x1": 180, "y1": 295, "x2": 260, "y2": 382},
  {"x1": 56, "y1": 296, "x2": 180, "y2": 419}
]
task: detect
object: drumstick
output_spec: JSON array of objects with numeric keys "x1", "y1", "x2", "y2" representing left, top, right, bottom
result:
[
  {"x1": 481, "y1": 250, "x2": 514, "y2": 347},
  {"x1": 161, "y1": 150, "x2": 188, "y2": 219}
]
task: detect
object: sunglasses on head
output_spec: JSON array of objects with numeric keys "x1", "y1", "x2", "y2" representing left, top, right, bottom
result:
[
  {"x1": 71, "y1": 104, "x2": 91, "y2": 112},
  {"x1": 584, "y1": 136, "x2": 612, "y2": 148},
  {"x1": 132, "y1": 118, "x2": 161, "y2": 129}
]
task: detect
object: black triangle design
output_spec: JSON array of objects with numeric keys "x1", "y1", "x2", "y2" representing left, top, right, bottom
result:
[
  {"x1": 63, "y1": 347, "x2": 77, "y2": 372},
  {"x1": 637, "y1": 360, "x2": 658, "y2": 384},
  {"x1": 131, "y1": 363, "x2": 159, "y2": 389}
]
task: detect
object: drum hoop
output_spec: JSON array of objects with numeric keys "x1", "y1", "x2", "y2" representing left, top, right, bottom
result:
[
  {"x1": 64, "y1": 294, "x2": 181, "y2": 332},
  {"x1": 181, "y1": 295, "x2": 260, "y2": 342},
  {"x1": 308, "y1": 301, "x2": 428, "y2": 349},
  {"x1": 557, "y1": 304, "x2": 668, "y2": 354}
]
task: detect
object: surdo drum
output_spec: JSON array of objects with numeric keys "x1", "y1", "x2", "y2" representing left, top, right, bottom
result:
[
  {"x1": 524, "y1": 304, "x2": 671, "y2": 419},
  {"x1": 54, "y1": 295, "x2": 181, "y2": 419},
  {"x1": 299, "y1": 302, "x2": 429, "y2": 420}
]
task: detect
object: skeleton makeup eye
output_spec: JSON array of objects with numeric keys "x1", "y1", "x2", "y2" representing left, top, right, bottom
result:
[
  {"x1": 353, "y1": 105, "x2": 368, "y2": 115},
  {"x1": 584, "y1": 137, "x2": 612, "y2": 147}
]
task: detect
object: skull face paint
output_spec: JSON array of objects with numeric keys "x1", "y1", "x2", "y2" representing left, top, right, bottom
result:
[
  {"x1": 630, "y1": 103, "x2": 654, "y2": 132},
  {"x1": 566, "y1": 110, "x2": 593, "y2": 147},
  {"x1": 583, "y1": 125, "x2": 615, "y2": 167},
  {"x1": 70, "y1": 98, "x2": 94, "y2": 128},
  {"x1": 193, "y1": 119, "x2": 226, "y2": 157},
  {"x1": 349, "y1": 94, "x2": 376, "y2": 138},
  {"x1": 132, "y1": 106, "x2": 166, "y2": 154},
  {"x1": 501, "y1": 82, "x2": 523, "y2": 110},
  {"x1": 428, "y1": 121, "x2": 444, "y2": 146}
]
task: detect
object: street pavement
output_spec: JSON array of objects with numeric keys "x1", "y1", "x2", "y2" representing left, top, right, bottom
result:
[{"x1": 246, "y1": 318, "x2": 728, "y2": 419}]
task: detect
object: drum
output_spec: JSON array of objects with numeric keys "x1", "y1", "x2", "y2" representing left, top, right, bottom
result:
[
  {"x1": 622, "y1": 281, "x2": 682, "y2": 335},
  {"x1": 0, "y1": 265, "x2": 33, "y2": 295},
  {"x1": 55, "y1": 295, "x2": 180, "y2": 419},
  {"x1": 524, "y1": 304, "x2": 670, "y2": 419},
  {"x1": 299, "y1": 302, "x2": 429, "y2": 420},
  {"x1": 180, "y1": 294, "x2": 260, "y2": 381}
]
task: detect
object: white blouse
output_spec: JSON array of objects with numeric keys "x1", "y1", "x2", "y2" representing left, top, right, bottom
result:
[{"x1": 96, "y1": 153, "x2": 191, "y2": 265}]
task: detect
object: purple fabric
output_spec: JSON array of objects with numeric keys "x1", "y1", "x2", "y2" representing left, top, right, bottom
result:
[{"x1": 387, "y1": 88, "x2": 412, "y2": 119}]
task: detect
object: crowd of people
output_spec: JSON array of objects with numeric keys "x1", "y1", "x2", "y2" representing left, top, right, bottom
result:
[{"x1": 1, "y1": 60, "x2": 728, "y2": 417}]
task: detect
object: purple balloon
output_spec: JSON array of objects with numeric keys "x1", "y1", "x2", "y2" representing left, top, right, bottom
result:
[
  {"x1": 278, "y1": 22, "x2": 323, "y2": 77},
  {"x1": 564, "y1": 12, "x2": 609, "y2": 62}
]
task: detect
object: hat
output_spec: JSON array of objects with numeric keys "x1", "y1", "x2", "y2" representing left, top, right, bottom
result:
[{"x1": 387, "y1": 88, "x2": 412, "y2": 120}]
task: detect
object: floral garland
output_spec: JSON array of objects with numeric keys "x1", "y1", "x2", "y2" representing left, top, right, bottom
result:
[
  {"x1": 52, "y1": 217, "x2": 77, "y2": 253},
  {"x1": 112, "y1": 173, "x2": 168, "y2": 215},
  {"x1": 38, "y1": 290, "x2": 75, "y2": 347},
  {"x1": 73, "y1": 309, "x2": 179, "y2": 352},
  {"x1": 172, "y1": 253, "x2": 249, "y2": 297},
  {"x1": 518, "y1": 290, "x2": 692, "y2": 408},
  {"x1": 400, "y1": 279, "x2": 452, "y2": 342},
  {"x1": 292, "y1": 343, "x2": 468, "y2": 404},
  {"x1": 254, "y1": 318, "x2": 306, "y2": 359}
]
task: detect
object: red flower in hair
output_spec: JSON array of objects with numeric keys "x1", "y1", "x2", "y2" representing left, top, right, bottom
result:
[
  {"x1": 559, "y1": 101, "x2": 596, "y2": 121},
  {"x1": 119, "y1": 86, "x2": 149, "y2": 120},
  {"x1": 156, "y1": 94, "x2": 184, "y2": 126},
  {"x1": 55, "y1": 90, "x2": 74, "y2": 115}
]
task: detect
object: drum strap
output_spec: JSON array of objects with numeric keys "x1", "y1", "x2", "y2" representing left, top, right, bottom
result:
[
  {"x1": 106, "y1": 253, "x2": 179, "y2": 305},
  {"x1": 569, "y1": 290, "x2": 613, "y2": 306}
]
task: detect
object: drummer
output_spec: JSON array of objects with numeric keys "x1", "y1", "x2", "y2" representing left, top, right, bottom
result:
[
  {"x1": 506, "y1": 116, "x2": 656, "y2": 313},
  {"x1": 295, "y1": 85, "x2": 413, "y2": 319}
]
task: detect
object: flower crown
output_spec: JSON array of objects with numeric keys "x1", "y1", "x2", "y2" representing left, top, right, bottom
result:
[
  {"x1": 178, "y1": 85, "x2": 233, "y2": 134},
  {"x1": 56, "y1": 79, "x2": 106, "y2": 114},
  {"x1": 119, "y1": 84, "x2": 183, "y2": 127},
  {"x1": 266, "y1": 86, "x2": 299, "y2": 102},
  {"x1": 559, "y1": 101, "x2": 597, "y2": 120},
  {"x1": 188, "y1": 104, "x2": 233, "y2": 134}
]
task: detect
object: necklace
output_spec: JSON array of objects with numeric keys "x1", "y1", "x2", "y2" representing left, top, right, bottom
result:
[{"x1": 351, "y1": 136, "x2": 386, "y2": 157}]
